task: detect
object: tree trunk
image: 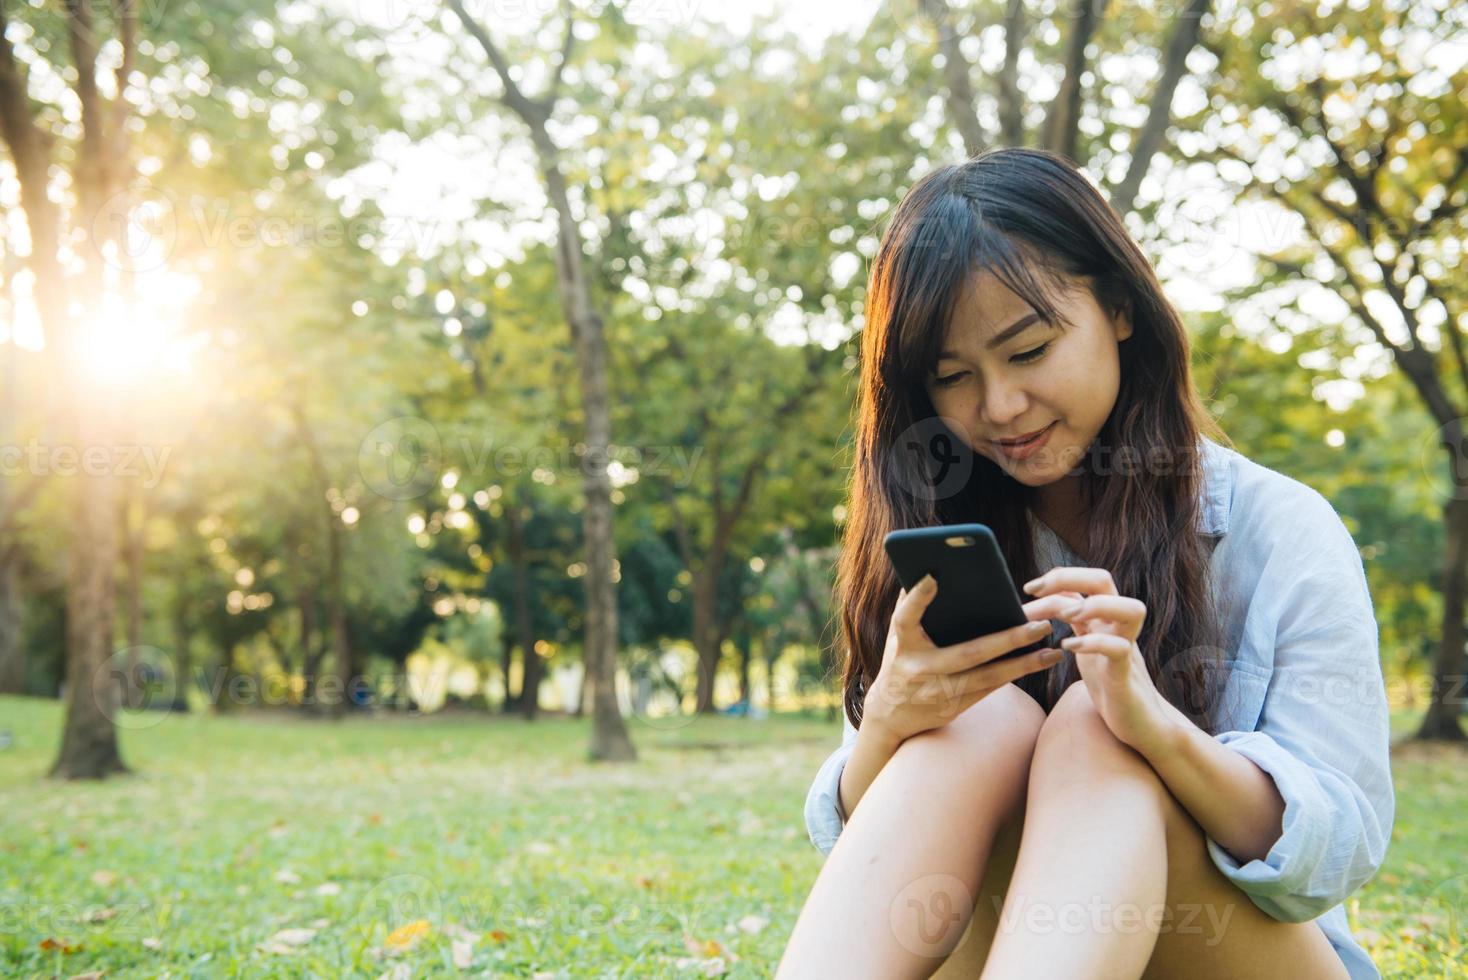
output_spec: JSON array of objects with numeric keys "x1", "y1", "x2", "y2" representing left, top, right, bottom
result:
[
  {"x1": 170, "y1": 593, "x2": 191, "y2": 712},
  {"x1": 120, "y1": 487, "x2": 145, "y2": 708},
  {"x1": 0, "y1": 548, "x2": 23, "y2": 694},
  {"x1": 736, "y1": 630, "x2": 752, "y2": 707},
  {"x1": 50, "y1": 410, "x2": 127, "y2": 779},
  {"x1": 764, "y1": 627, "x2": 784, "y2": 713},
  {"x1": 534, "y1": 136, "x2": 634, "y2": 759},
  {"x1": 0, "y1": 292, "x2": 24, "y2": 695},
  {"x1": 692, "y1": 565, "x2": 722, "y2": 714},
  {"x1": 447, "y1": 0, "x2": 632, "y2": 757},
  {"x1": 1416, "y1": 492, "x2": 1468, "y2": 740},
  {"x1": 212, "y1": 643, "x2": 238, "y2": 714},
  {"x1": 44, "y1": 1, "x2": 136, "y2": 781},
  {"x1": 505, "y1": 497, "x2": 536, "y2": 717},
  {"x1": 291, "y1": 407, "x2": 351, "y2": 718}
]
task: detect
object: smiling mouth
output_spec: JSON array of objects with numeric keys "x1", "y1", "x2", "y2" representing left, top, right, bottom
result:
[{"x1": 995, "y1": 423, "x2": 1054, "y2": 446}]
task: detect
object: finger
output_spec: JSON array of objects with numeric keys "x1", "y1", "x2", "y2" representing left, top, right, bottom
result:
[
  {"x1": 1059, "y1": 633, "x2": 1133, "y2": 660},
  {"x1": 1058, "y1": 595, "x2": 1146, "y2": 635},
  {"x1": 893, "y1": 575, "x2": 938, "y2": 651},
  {"x1": 938, "y1": 618, "x2": 1054, "y2": 673},
  {"x1": 961, "y1": 646, "x2": 1063, "y2": 693},
  {"x1": 1021, "y1": 593, "x2": 1086, "y2": 620},
  {"x1": 1022, "y1": 567, "x2": 1118, "y2": 598}
]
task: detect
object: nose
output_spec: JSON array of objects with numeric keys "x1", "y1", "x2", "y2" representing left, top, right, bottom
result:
[{"x1": 980, "y1": 376, "x2": 1029, "y2": 433}]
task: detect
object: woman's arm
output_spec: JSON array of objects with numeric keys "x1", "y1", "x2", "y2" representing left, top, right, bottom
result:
[
  {"x1": 836, "y1": 719, "x2": 905, "y2": 821},
  {"x1": 1131, "y1": 699, "x2": 1286, "y2": 865},
  {"x1": 1134, "y1": 487, "x2": 1394, "y2": 924}
]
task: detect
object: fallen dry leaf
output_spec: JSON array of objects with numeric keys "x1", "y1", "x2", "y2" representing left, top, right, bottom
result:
[
  {"x1": 384, "y1": 919, "x2": 431, "y2": 951},
  {"x1": 683, "y1": 936, "x2": 727, "y2": 958},
  {"x1": 39, "y1": 938, "x2": 82, "y2": 953}
]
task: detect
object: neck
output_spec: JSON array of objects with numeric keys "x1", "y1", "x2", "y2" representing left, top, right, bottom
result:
[{"x1": 1030, "y1": 475, "x2": 1088, "y2": 555}]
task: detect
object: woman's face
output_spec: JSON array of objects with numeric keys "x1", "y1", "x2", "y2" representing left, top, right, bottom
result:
[{"x1": 924, "y1": 268, "x2": 1132, "y2": 487}]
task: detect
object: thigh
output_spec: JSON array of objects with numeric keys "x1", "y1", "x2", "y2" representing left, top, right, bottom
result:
[
  {"x1": 1036, "y1": 683, "x2": 1347, "y2": 980},
  {"x1": 928, "y1": 799, "x2": 1025, "y2": 979},
  {"x1": 1141, "y1": 784, "x2": 1349, "y2": 980},
  {"x1": 925, "y1": 684, "x2": 1044, "y2": 978}
]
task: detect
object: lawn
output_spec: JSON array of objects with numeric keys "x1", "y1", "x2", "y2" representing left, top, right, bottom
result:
[{"x1": 0, "y1": 696, "x2": 1463, "y2": 977}]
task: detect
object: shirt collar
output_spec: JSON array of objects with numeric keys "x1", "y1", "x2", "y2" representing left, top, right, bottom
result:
[{"x1": 1197, "y1": 437, "x2": 1233, "y2": 536}]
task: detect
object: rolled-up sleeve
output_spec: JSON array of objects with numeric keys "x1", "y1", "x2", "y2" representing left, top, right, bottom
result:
[
  {"x1": 1205, "y1": 490, "x2": 1395, "y2": 923},
  {"x1": 803, "y1": 710, "x2": 860, "y2": 856}
]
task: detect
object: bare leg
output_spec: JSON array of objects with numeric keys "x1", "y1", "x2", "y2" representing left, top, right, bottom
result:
[
  {"x1": 981, "y1": 681, "x2": 1168, "y2": 979},
  {"x1": 777, "y1": 684, "x2": 1046, "y2": 980},
  {"x1": 982, "y1": 682, "x2": 1350, "y2": 980}
]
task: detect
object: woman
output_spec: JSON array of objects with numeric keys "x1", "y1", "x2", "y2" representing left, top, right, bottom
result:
[{"x1": 776, "y1": 148, "x2": 1393, "y2": 979}]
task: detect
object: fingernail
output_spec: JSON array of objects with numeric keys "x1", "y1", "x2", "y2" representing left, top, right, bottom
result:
[
  {"x1": 1061, "y1": 636, "x2": 1080, "y2": 649},
  {"x1": 1061, "y1": 602, "x2": 1083, "y2": 617},
  {"x1": 1040, "y1": 648, "x2": 1063, "y2": 664},
  {"x1": 918, "y1": 574, "x2": 936, "y2": 593},
  {"x1": 1022, "y1": 578, "x2": 1041, "y2": 592},
  {"x1": 1028, "y1": 621, "x2": 1050, "y2": 633}
]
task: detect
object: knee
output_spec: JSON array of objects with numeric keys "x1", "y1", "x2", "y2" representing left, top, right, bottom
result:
[
  {"x1": 1034, "y1": 682, "x2": 1188, "y2": 824},
  {"x1": 1037, "y1": 679, "x2": 1113, "y2": 745},
  {"x1": 1036, "y1": 681, "x2": 1157, "y2": 777},
  {"x1": 892, "y1": 683, "x2": 1046, "y2": 800},
  {"x1": 907, "y1": 681, "x2": 1047, "y2": 760}
]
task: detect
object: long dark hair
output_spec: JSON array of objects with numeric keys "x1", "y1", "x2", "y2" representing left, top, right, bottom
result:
[{"x1": 837, "y1": 147, "x2": 1233, "y2": 734}]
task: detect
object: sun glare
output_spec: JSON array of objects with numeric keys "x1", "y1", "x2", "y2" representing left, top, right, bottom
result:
[{"x1": 75, "y1": 268, "x2": 202, "y2": 388}]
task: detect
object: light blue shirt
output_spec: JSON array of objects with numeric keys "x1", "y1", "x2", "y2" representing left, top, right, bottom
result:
[{"x1": 803, "y1": 437, "x2": 1394, "y2": 979}]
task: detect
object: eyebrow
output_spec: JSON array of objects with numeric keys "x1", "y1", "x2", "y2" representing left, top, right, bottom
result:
[{"x1": 938, "y1": 312, "x2": 1042, "y2": 359}]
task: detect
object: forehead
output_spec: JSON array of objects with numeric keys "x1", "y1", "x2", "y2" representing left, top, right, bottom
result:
[{"x1": 941, "y1": 269, "x2": 1041, "y2": 349}]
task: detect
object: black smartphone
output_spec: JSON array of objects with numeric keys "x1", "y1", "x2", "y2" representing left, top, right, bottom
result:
[{"x1": 883, "y1": 523, "x2": 1048, "y2": 662}]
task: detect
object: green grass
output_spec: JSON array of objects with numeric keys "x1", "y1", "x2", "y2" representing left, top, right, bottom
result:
[{"x1": 0, "y1": 696, "x2": 1464, "y2": 977}]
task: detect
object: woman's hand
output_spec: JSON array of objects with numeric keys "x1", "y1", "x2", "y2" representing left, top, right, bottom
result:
[
  {"x1": 863, "y1": 574, "x2": 1063, "y2": 745},
  {"x1": 1021, "y1": 566, "x2": 1174, "y2": 753}
]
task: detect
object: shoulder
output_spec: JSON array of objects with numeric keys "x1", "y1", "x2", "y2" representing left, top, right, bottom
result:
[
  {"x1": 1211, "y1": 445, "x2": 1372, "y2": 623},
  {"x1": 1213, "y1": 443, "x2": 1358, "y2": 559}
]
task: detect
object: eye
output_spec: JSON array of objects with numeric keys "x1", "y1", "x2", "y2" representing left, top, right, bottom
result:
[
  {"x1": 1011, "y1": 342, "x2": 1051, "y2": 365},
  {"x1": 932, "y1": 371, "x2": 967, "y2": 388}
]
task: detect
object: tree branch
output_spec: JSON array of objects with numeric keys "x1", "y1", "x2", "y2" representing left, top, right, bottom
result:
[
  {"x1": 547, "y1": 0, "x2": 575, "y2": 102},
  {"x1": 1042, "y1": 0, "x2": 1103, "y2": 161},
  {"x1": 998, "y1": 0, "x2": 1025, "y2": 146},
  {"x1": 0, "y1": 3, "x2": 63, "y2": 333},
  {"x1": 444, "y1": 0, "x2": 545, "y2": 124},
  {"x1": 920, "y1": 0, "x2": 985, "y2": 156},
  {"x1": 1110, "y1": 0, "x2": 1212, "y2": 216}
]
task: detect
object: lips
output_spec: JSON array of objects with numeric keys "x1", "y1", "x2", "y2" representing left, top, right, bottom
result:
[{"x1": 995, "y1": 423, "x2": 1054, "y2": 446}]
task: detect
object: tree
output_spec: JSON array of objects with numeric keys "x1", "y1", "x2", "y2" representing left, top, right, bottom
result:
[
  {"x1": 912, "y1": 0, "x2": 1215, "y2": 215},
  {"x1": 442, "y1": 0, "x2": 635, "y2": 760},
  {"x1": 1190, "y1": 0, "x2": 1467, "y2": 740},
  {"x1": 0, "y1": 0, "x2": 145, "y2": 777}
]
